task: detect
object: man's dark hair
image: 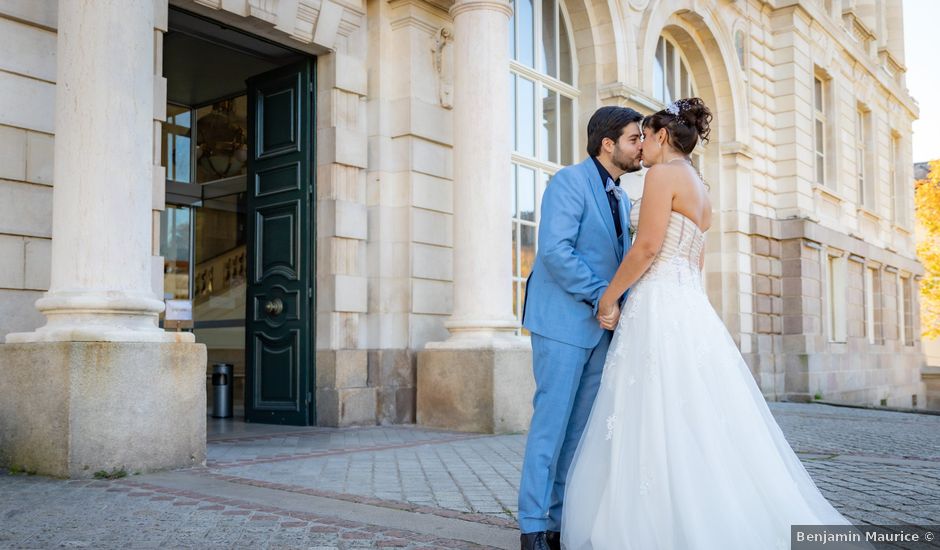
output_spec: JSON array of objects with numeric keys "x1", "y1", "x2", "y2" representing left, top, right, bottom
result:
[{"x1": 586, "y1": 106, "x2": 643, "y2": 157}]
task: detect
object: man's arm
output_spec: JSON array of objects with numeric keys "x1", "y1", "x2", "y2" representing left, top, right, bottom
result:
[{"x1": 538, "y1": 172, "x2": 609, "y2": 306}]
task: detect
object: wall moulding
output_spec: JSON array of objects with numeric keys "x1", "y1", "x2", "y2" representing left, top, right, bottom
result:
[{"x1": 173, "y1": 0, "x2": 365, "y2": 53}]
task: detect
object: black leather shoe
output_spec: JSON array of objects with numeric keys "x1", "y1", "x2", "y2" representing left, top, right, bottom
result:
[
  {"x1": 520, "y1": 531, "x2": 551, "y2": 550},
  {"x1": 545, "y1": 530, "x2": 561, "y2": 550}
]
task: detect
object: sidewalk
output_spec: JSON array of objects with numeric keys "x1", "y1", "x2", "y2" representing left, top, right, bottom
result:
[{"x1": 1, "y1": 402, "x2": 938, "y2": 548}]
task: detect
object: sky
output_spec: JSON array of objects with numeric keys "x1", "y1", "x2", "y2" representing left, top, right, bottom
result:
[{"x1": 904, "y1": 0, "x2": 940, "y2": 162}]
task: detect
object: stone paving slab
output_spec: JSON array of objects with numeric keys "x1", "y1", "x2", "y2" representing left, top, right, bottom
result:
[
  {"x1": 1, "y1": 402, "x2": 939, "y2": 549},
  {"x1": 0, "y1": 473, "x2": 504, "y2": 549}
]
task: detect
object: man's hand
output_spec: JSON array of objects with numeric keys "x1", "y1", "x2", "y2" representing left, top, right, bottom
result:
[{"x1": 597, "y1": 301, "x2": 621, "y2": 331}]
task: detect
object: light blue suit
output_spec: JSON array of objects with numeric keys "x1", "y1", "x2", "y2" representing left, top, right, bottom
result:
[{"x1": 518, "y1": 157, "x2": 631, "y2": 534}]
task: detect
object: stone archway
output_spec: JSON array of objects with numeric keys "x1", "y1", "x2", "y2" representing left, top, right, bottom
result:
[
  {"x1": 563, "y1": 0, "x2": 626, "y2": 137},
  {"x1": 636, "y1": 3, "x2": 755, "y2": 351}
]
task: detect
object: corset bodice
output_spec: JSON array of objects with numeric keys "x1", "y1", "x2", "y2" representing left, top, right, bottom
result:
[{"x1": 629, "y1": 199, "x2": 706, "y2": 290}]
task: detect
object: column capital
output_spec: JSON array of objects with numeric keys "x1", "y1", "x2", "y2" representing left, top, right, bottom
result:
[{"x1": 449, "y1": 0, "x2": 512, "y2": 19}]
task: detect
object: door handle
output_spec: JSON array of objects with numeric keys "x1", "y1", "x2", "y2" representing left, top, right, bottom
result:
[{"x1": 264, "y1": 298, "x2": 284, "y2": 316}]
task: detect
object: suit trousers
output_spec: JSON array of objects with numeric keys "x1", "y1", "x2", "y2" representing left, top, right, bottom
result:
[{"x1": 517, "y1": 330, "x2": 613, "y2": 533}]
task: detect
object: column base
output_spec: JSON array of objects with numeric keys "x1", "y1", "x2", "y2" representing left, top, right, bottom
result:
[
  {"x1": 0, "y1": 341, "x2": 207, "y2": 478},
  {"x1": 5, "y1": 290, "x2": 193, "y2": 343},
  {"x1": 417, "y1": 337, "x2": 533, "y2": 434}
]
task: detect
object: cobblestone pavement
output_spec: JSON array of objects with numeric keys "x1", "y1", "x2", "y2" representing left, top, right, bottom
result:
[{"x1": 1, "y1": 402, "x2": 938, "y2": 548}]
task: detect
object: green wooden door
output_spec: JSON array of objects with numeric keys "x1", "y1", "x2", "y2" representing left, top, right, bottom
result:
[{"x1": 245, "y1": 60, "x2": 315, "y2": 425}]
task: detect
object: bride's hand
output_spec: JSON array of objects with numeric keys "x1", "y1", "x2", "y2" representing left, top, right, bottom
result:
[{"x1": 597, "y1": 295, "x2": 620, "y2": 330}]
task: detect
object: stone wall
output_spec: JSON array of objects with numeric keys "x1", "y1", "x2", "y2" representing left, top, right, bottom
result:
[{"x1": 0, "y1": 1, "x2": 57, "y2": 341}]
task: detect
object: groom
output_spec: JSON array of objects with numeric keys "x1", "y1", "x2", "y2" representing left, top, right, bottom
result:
[{"x1": 518, "y1": 106, "x2": 644, "y2": 550}]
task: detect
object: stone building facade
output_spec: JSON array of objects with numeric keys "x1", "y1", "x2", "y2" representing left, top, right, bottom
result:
[{"x1": 0, "y1": 0, "x2": 929, "y2": 475}]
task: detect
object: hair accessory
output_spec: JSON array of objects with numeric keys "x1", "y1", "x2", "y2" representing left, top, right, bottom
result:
[{"x1": 665, "y1": 100, "x2": 687, "y2": 125}]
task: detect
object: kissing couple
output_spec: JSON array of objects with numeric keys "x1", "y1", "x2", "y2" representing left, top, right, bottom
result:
[{"x1": 518, "y1": 100, "x2": 867, "y2": 550}]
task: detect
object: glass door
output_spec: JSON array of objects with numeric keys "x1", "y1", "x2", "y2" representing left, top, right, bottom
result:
[{"x1": 160, "y1": 95, "x2": 250, "y2": 412}]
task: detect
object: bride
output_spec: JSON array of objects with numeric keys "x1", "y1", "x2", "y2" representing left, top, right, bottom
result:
[{"x1": 560, "y1": 98, "x2": 867, "y2": 549}]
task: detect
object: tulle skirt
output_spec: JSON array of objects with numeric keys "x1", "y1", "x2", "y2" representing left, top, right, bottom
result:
[{"x1": 560, "y1": 275, "x2": 868, "y2": 550}]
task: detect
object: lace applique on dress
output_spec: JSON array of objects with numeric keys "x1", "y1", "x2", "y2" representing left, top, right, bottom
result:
[
  {"x1": 629, "y1": 199, "x2": 706, "y2": 293},
  {"x1": 605, "y1": 414, "x2": 617, "y2": 441}
]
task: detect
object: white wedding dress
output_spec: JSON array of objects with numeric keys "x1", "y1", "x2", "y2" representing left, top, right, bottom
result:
[{"x1": 560, "y1": 199, "x2": 868, "y2": 550}]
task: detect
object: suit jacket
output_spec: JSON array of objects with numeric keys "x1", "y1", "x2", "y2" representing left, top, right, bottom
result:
[{"x1": 522, "y1": 157, "x2": 631, "y2": 348}]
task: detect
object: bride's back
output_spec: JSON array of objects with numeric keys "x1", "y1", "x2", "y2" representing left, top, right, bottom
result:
[{"x1": 629, "y1": 166, "x2": 709, "y2": 290}]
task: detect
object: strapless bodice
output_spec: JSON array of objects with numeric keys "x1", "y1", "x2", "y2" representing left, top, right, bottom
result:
[{"x1": 629, "y1": 199, "x2": 706, "y2": 290}]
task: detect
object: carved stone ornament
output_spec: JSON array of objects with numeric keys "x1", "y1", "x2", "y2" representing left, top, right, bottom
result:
[{"x1": 432, "y1": 27, "x2": 454, "y2": 109}]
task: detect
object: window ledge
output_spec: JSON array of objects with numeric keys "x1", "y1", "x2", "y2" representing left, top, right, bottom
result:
[
  {"x1": 813, "y1": 184, "x2": 848, "y2": 204},
  {"x1": 892, "y1": 224, "x2": 913, "y2": 236},
  {"x1": 856, "y1": 206, "x2": 880, "y2": 222}
]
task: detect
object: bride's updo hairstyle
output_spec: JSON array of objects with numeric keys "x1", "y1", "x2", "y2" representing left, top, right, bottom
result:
[{"x1": 642, "y1": 97, "x2": 712, "y2": 155}]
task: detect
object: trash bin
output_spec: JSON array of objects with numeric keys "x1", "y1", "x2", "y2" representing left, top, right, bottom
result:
[{"x1": 211, "y1": 363, "x2": 233, "y2": 418}]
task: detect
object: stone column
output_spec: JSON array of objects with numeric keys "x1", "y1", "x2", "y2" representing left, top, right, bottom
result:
[
  {"x1": 417, "y1": 0, "x2": 534, "y2": 433},
  {"x1": 442, "y1": 0, "x2": 517, "y2": 343},
  {"x1": 6, "y1": 0, "x2": 186, "y2": 344},
  {"x1": 0, "y1": 0, "x2": 205, "y2": 478}
]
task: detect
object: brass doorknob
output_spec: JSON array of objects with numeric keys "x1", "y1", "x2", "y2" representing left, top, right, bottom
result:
[{"x1": 264, "y1": 298, "x2": 284, "y2": 316}]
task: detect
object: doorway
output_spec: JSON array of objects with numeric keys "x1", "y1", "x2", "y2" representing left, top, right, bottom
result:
[{"x1": 160, "y1": 8, "x2": 316, "y2": 425}]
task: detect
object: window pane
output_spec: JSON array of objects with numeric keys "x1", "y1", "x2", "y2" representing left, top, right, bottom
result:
[
  {"x1": 560, "y1": 95, "x2": 574, "y2": 165},
  {"x1": 517, "y1": 165, "x2": 536, "y2": 222},
  {"x1": 654, "y1": 38, "x2": 666, "y2": 102},
  {"x1": 191, "y1": 192, "x2": 247, "y2": 368},
  {"x1": 665, "y1": 40, "x2": 675, "y2": 103},
  {"x1": 541, "y1": 0, "x2": 557, "y2": 77},
  {"x1": 516, "y1": 77, "x2": 536, "y2": 156},
  {"x1": 517, "y1": 0, "x2": 534, "y2": 67},
  {"x1": 512, "y1": 224, "x2": 519, "y2": 277},
  {"x1": 680, "y1": 61, "x2": 690, "y2": 99},
  {"x1": 520, "y1": 224, "x2": 536, "y2": 276},
  {"x1": 195, "y1": 96, "x2": 248, "y2": 184},
  {"x1": 540, "y1": 87, "x2": 559, "y2": 163},
  {"x1": 510, "y1": 163, "x2": 518, "y2": 218},
  {"x1": 160, "y1": 205, "x2": 191, "y2": 300},
  {"x1": 510, "y1": 73, "x2": 517, "y2": 152},
  {"x1": 559, "y1": 6, "x2": 573, "y2": 84},
  {"x1": 163, "y1": 104, "x2": 192, "y2": 183},
  {"x1": 814, "y1": 78, "x2": 823, "y2": 111},
  {"x1": 815, "y1": 119, "x2": 824, "y2": 154}
]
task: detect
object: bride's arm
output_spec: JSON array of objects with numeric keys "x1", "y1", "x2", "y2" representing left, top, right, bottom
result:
[{"x1": 597, "y1": 166, "x2": 674, "y2": 317}]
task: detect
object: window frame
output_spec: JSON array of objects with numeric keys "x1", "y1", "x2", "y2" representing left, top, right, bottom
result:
[
  {"x1": 653, "y1": 35, "x2": 696, "y2": 105},
  {"x1": 813, "y1": 76, "x2": 829, "y2": 188},
  {"x1": 509, "y1": 0, "x2": 579, "y2": 326}
]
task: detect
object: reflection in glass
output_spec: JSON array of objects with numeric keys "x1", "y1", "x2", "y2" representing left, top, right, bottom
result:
[
  {"x1": 160, "y1": 205, "x2": 191, "y2": 301},
  {"x1": 665, "y1": 40, "x2": 675, "y2": 104},
  {"x1": 517, "y1": 165, "x2": 536, "y2": 222},
  {"x1": 510, "y1": 164, "x2": 518, "y2": 217},
  {"x1": 516, "y1": 0, "x2": 534, "y2": 67},
  {"x1": 541, "y1": 87, "x2": 558, "y2": 163},
  {"x1": 163, "y1": 104, "x2": 192, "y2": 183},
  {"x1": 193, "y1": 192, "x2": 247, "y2": 322},
  {"x1": 654, "y1": 39, "x2": 665, "y2": 103},
  {"x1": 510, "y1": 74, "x2": 517, "y2": 154},
  {"x1": 511, "y1": 224, "x2": 518, "y2": 281},
  {"x1": 559, "y1": 6, "x2": 573, "y2": 84},
  {"x1": 516, "y1": 77, "x2": 536, "y2": 156},
  {"x1": 520, "y1": 224, "x2": 535, "y2": 275},
  {"x1": 560, "y1": 96, "x2": 573, "y2": 165},
  {"x1": 196, "y1": 96, "x2": 249, "y2": 184},
  {"x1": 541, "y1": 0, "x2": 557, "y2": 77}
]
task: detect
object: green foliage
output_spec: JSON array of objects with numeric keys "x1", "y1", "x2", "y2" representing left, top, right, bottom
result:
[{"x1": 93, "y1": 468, "x2": 127, "y2": 480}]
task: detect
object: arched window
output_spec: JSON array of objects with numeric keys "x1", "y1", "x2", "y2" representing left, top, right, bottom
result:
[
  {"x1": 509, "y1": 0, "x2": 578, "y2": 324},
  {"x1": 652, "y1": 35, "x2": 695, "y2": 105}
]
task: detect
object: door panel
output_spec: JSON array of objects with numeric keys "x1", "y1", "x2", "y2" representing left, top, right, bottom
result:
[{"x1": 245, "y1": 60, "x2": 314, "y2": 425}]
